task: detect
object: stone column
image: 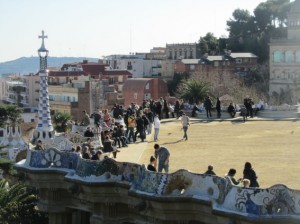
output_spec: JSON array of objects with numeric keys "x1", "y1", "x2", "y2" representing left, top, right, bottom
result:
[
  {"x1": 48, "y1": 212, "x2": 72, "y2": 224},
  {"x1": 90, "y1": 203, "x2": 119, "y2": 224}
]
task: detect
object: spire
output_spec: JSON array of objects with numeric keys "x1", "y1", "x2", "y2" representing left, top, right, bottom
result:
[{"x1": 35, "y1": 30, "x2": 54, "y2": 142}]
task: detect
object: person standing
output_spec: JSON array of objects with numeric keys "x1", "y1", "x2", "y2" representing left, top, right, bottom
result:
[
  {"x1": 181, "y1": 113, "x2": 190, "y2": 140},
  {"x1": 243, "y1": 162, "x2": 259, "y2": 187},
  {"x1": 204, "y1": 96, "x2": 213, "y2": 118},
  {"x1": 174, "y1": 100, "x2": 180, "y2": 118},
  {"x1": 153, "y1": 115, "x2": 161, "y2": 141},
  {"x1": 81, "y1": 110, "x2": 90, "y2": 126},
  {"x1": 146, "y1": 108, "x2": 154, "y2": 135},
  {"x1": 127, "y1": 115, "x2": 136, "y2": 143},
  {"x1": 163, "y1": 99, "x2": 169, "y2": 119},
  {"x1": 154, "y1": 144, "x2": 170, "y2": 173},
  {"x1": 216, "y1": 98, "x2": 221, "y2": 118}
]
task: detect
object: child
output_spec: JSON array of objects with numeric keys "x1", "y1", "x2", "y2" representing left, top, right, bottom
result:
[
  {"x1": 242, "y1": 179, "x2": 251, "y2": 188},
  {"x1": 147, "y1": 156, "x2": 157, "y2": 172}
]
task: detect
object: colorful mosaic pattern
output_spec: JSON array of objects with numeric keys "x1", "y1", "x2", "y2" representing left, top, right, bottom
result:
[
  {"x1": 29, "y1": 148, "x2": 78, "y2": 169},
  {"x1": 21, "y1": 149, "x2": 300, "y2": 218},
  {"x1": 36, "y1": 75, "x2": 53, "y2": 131}
]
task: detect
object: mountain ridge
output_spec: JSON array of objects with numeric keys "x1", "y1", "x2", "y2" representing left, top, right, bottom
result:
[{"x1": 0, "y1": 56, "x2": 99, "y2": 75}]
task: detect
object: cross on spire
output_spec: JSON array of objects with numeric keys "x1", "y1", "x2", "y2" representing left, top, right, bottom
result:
[
  {"x1": 39, "y1": 30, "x2": 47, "y2": 41},
  {"x1": 38, "y1": 30, "x2": 48, "y2": 52}
]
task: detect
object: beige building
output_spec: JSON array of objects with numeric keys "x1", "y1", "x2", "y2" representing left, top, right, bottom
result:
[
  {"x1": 160, "y1": 60, "x2": 174, "y2": 81},
  {"x1": 0, "y1": 74, "x2": 39, "y2": 110},
  {"x1": 166, "y1": 43, "x2": 197, "y2": 60},
  {"x1": 269, "y1": 0, "x2": 300, "y2": 103}
]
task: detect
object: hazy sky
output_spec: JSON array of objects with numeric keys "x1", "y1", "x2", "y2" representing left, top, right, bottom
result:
[{"x1": 0, "y1": 0, "x2": 267, "y2": 62}]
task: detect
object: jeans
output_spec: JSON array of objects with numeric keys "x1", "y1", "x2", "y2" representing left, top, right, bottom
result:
[
  {"x1": 183, "y1": 126, "x2": 188, "y2": 139},
  {"x1": 206, "y1": 109, "x2": 212, "y2": 118},
  {"x1": 127, "y1": 127, "x2": 136, "y2": 142},
  {"x1": 158, "y1": 162, "x2": 169, "y2": 173},
  {"x1": 147, "y1": 123, "x2": 153, "y2": 134},
  {"x1": 154, "y1": 128, "x2": 159, "y2": 141}
]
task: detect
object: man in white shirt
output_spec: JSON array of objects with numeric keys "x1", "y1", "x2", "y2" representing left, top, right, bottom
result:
[{"x1": 181, "y1": 113, "x2": 190, "y2": 140}]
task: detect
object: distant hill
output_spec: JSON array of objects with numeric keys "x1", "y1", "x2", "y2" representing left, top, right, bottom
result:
[{"x1": 0, "y1": 57, "x2": 99, "y2": 75}]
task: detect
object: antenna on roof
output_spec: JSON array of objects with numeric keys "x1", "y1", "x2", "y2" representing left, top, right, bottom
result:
[{"x1": 130, "y1": 24, "x2": 132, "y2": 54}]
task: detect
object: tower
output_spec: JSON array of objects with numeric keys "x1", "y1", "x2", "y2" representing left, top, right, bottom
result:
[
  {"x1": 287, "y1": 0, "x2": 300, "y2": 40},
  {"x1": 269, "y1": 0, "x2": 300, "y2": 102},
  {"x1": 35, "y1": 30, "x2": 55, "y2": 142}
]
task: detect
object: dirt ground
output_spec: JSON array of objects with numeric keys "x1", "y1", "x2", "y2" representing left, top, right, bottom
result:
[{"x1": 139, "y1": 118, "x2": 300, "y2": 189}]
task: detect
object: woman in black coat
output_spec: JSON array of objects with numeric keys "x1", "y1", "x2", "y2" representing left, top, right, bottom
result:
[{"x1": 243, "y1": 162, "x2": 259, "y2": 187}]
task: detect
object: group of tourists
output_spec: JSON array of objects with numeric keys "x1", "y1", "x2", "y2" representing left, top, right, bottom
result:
[
  {"x1": 191, "y1": 96, "x2": 264, "y2": 121},
  {"x1": 204, "y1": 162, "x2": 260, "y2": 188}
]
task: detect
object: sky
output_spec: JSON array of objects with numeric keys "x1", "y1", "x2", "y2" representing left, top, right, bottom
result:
[{"x1": 0, "y1": 0, "x2": 267, "y2": 63}]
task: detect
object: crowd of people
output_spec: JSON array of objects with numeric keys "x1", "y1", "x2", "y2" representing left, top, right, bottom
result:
[{"x1": 33, "y1": 96, "x2": 262, "y2": 189}]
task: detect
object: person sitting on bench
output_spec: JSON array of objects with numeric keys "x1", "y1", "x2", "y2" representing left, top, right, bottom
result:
[{"x1": 227, "y1": 103, "x2": 236, "y2": 118}]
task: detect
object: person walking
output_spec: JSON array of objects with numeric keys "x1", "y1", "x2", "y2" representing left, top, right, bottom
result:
[
  {"x1": 154, "y1": 144, "x2": 170, "y2": 173},
  {"x1": 181, "y1": 113, "x2": 190, "y2": 140},
  {"x1": 153, "y1": 115, "x2": 161, "y2": 141}
]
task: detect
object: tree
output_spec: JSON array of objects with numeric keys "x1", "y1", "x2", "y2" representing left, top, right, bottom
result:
[
  {"x1": 52, "y1": 112, "x2": 72, "y2": 132},
  {"x1": 0, "y1": 105, "x2": 22, "y2": 127},
  {"x1": 226, "y1": 0, "x2": 291, "y2": 62},
  {"x1": 167, "y1": 73, "x2": 190, "y2": 96},
  {"x1": 176, "y1": 79, "x2": 212, "y2": 104},
  {"x1": 198, "y1": 32, "x2": 219, "y2": 55},
  {"x1": 0, "y1": 179, "x2": 48, "y2": 224}
]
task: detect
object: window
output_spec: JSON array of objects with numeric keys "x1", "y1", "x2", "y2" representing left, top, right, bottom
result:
[
  {"x1": 127, "y1": 61, "x2": 132, "y2": 70},
  {"x1": 236, "y1": 59, "x2": 242, "y2": 64},
  {"x1": 296, "y1": 51, "x2": 300, "y2": 62},
  {"x1": 145, "y1": 83, "x2": 149, "y2": 90},
  {"x1": 285, "y1": 50, "x2": 294, "y2": 63},
  {"x1": 273, "y1": 50, "x2": 283, "y2": 63}
]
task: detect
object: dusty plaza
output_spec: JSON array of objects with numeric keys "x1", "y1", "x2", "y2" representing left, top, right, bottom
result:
[{"x1": 119, "y1": 117, "x2": 300, "y2": 190}]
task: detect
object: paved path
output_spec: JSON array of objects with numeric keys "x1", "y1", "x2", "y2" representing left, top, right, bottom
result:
[
  {"x1": 115, "y1": 132, "x2": 153, "y2": 163},
  {"x1": 114, "y1": 115, "x2": 299, "y2": 164}
]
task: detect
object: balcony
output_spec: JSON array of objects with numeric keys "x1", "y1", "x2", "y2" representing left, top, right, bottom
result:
[
  {"x1": 20, "y1": 91, "x2": 28, "y2": 97},
  {"x1": 5, "y1": 97, "x2": 17, "y2": 104},
  {"x1": 6, "y1": 81, "x2": 27, "y2": 88},
  {"x1": 7, "y1": 90, "x2": 16, "y2": 94},
  {"x1": 20, "y1": 100, "x2": 29, "y2": 105}
]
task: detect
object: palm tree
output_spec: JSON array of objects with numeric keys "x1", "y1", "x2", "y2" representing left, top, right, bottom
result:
[
  {"x1": 0, "y1": 179, "x2": 48, "y2": 223},
  {"x1": 176, "y1": 79, "x2": 212, "y2": 104},
  {"x1": 53, "y1": 112, "x2": 72, "y2": 132}
]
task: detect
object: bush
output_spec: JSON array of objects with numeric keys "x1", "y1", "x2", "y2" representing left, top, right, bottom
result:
[{"x1": 0, "y1": 158, "x2": 13, "y2": 172}]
